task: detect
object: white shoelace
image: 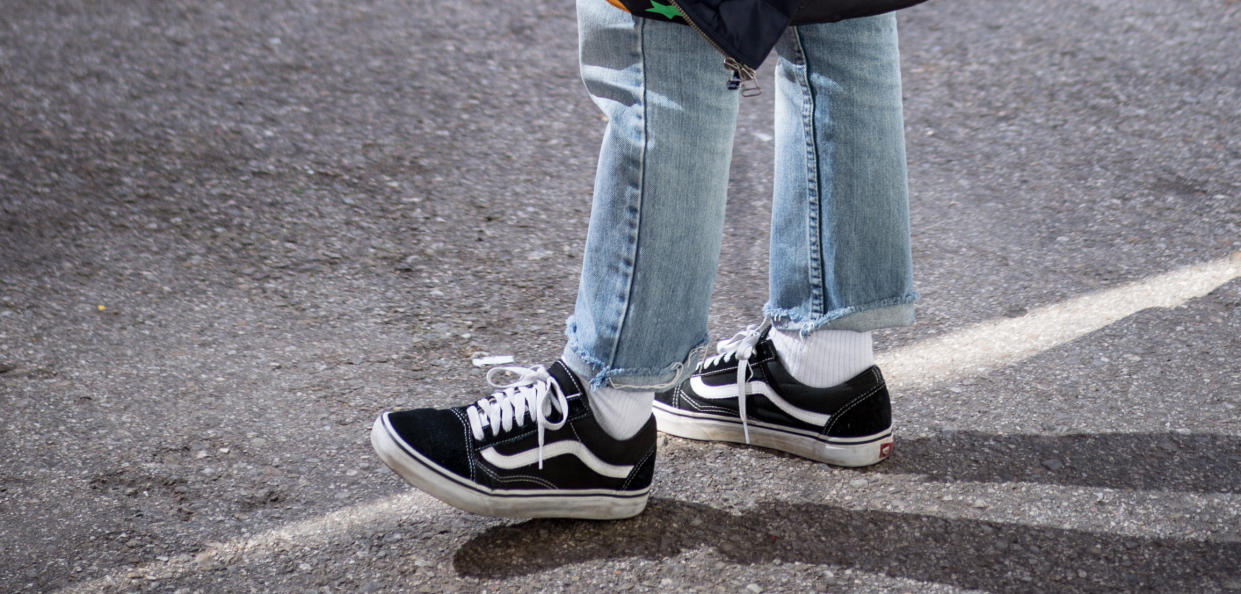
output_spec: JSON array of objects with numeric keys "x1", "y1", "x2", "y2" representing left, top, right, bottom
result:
[
  {"x1": 700, "y1": 320, "x2": 771, "y2": 444},
  {"x1": 465, "y1": 364, "x2": 569, "y2": 468}
]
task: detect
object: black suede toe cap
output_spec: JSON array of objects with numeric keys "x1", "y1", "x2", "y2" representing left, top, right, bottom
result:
[{"x1": 386, "y1": 408, "x2": 473, "y2": 480}]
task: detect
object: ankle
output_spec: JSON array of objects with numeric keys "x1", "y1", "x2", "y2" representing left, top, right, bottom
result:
[{"x1": 770, "y1": 327, "x2": 873, "y2": 388}]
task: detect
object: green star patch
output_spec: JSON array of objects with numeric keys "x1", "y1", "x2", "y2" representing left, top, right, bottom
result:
[{"x1": 646, "y1": 1, "x2": 682, "y2": 19}]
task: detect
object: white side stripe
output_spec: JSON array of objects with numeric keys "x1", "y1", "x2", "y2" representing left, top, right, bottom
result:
[
  {"x1": 481, "y1": 441, "x2": 634, "y2": 479},
  {"x1": 690, "y1": 377, "x2": 831, "y2": 426}
]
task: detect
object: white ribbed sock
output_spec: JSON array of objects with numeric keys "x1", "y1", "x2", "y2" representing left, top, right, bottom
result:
[
  {"x1": 770, "y1": 327, "x2": 874, "y2": 388},
  {"x1": 586, "y1": 385, "x2": 654, "y2": 440}
]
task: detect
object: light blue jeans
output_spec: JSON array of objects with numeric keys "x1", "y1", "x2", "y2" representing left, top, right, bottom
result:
[{"x1": 563, "y1": 0, "x2": 917, "y2": 391}]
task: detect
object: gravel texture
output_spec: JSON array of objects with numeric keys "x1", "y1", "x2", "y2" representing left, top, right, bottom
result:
[{"x1": 2, "y1": 0, "x2": 1239, "y2": 592}]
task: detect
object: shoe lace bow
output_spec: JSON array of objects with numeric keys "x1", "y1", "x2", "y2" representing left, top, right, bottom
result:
[
  {"x1": 465, "y1": 364, "x2": 569, "y2": 468},
  {"x1": 700, "y1": 319, "x2": 771, "y2": 444}
]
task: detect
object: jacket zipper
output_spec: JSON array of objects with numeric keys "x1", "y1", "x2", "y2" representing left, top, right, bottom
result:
[{"x1": 665, "y1": 0, "x2": 762, "y2": 97}]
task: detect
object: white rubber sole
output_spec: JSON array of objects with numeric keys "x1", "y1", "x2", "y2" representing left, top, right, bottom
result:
[
  {"x1": 370, "y1": 415, "x2": 649, "y2": 520},
  {"x1": 652, "y1": 402, "x2": 893, "y2": 467}
]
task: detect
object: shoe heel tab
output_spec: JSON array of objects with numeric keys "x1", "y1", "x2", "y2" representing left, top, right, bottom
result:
[
  {"x1": 825, "y1": 380, "x2": 891, "y2": 439},
  {"x1": 864, "y1": 365, "x2": 885, "y2": 385},
  {"x1": 621, "y1": 442, "x2": 657, "y2": 491}
]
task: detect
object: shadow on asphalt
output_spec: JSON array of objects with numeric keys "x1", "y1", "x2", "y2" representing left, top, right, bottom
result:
[
  {"x1": 454, "y1": 497, "x2": 1238, "y2": 590},
  {"x1": 452, "y1": 432, "x2": 1240, "y2": 590},
  {"x1": 871, "y1": 431, "x2": 1241, "y2": 493}
]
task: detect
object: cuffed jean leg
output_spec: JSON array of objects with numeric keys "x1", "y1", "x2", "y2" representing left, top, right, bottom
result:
[
  {"x1": 765, "y1": 14, "x2": 917, "y2": 335},
  {"x1": 563, "y1": 0, "x2": 740, "y2": 390}
]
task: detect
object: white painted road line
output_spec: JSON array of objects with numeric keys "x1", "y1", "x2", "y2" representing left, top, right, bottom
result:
[
  {"x1": 878, "y1": 252, "x2": 1241, "y2": 392},
  {"x1": 56, "y1": 492, "x2": 427, "y2": 593},
  {"x1": 56, "y1": 252, "x2": 1241, "y2": 592}
]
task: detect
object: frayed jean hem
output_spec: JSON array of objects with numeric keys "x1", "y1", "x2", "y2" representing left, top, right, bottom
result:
[
  {"x1": 560, "y1": 340, "x2": 708, "y2": 392},
  {"x1": 764, "y1": 293, "x2": 918, "y2": 336}
]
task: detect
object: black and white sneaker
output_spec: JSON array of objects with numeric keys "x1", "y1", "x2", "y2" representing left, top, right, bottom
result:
[
  {"x1": 371, "y1": 360, "x2": 656, "y2": 519},
  {"x1": 653, "y1": 322, "x2": 893, "y2": 467}
]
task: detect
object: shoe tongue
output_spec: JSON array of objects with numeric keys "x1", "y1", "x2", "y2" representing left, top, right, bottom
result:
[
  {"x1": 754, "y1": 325, "x2": 776, "y2": 356},
  {"x1": 547, "y1": 360, "x2": 584, "y2": 398}
]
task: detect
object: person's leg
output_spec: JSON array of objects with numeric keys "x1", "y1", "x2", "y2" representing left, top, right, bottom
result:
[
  {"x1": 563, "y1": 0, "x2": 742, "y2": 436},
  {"x1": 767, "y1": 13, "x2": 914, "y2": 386},
  {"x1": 369, "y1": 0, "x2": 743, "y2": 519},
  {"x1": 767, "y1": 14, "x2": 916, "y2": 338},
  {"x1": 652, "y1": 15, "x2": 912, "y2": 466}
]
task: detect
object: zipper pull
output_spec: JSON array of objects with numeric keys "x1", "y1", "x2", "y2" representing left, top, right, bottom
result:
[{"x1": 724, "y1": 57, "x2": 761, "y2": 97}]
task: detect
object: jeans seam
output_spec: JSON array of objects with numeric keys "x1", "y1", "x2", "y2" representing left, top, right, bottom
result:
[
  {"x1": 792, "y1": 26, "x2": 827, "y2": 318},
  {"x1": 603, "y1": 14, "x2": 648, "y2": 368}
]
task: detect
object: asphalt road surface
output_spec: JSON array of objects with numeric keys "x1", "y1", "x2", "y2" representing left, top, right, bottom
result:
[{"x1": 3, "y1": 0, "x2": 1240, "y2": 591}]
